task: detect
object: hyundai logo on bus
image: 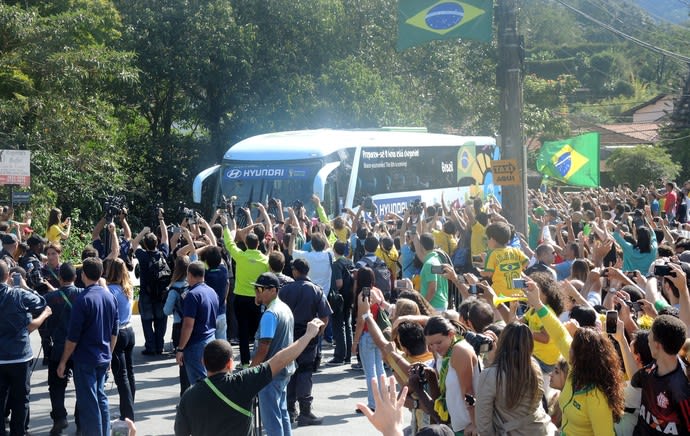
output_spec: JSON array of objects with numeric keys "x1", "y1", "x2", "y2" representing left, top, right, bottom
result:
[
  {"x1": 491, "y1": 159, "x2": 520, "y2": 186},
  {"x1": 224, "y1": 167, "x2": 308, "y2": 180},
  {"x1": 372, "y1": 196, "x2": 422, "y2": 217}
]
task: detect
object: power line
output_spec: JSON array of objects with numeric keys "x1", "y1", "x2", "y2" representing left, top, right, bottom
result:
[{"x1": 551, "y1": 0, "x2": 690, "y2": 65}]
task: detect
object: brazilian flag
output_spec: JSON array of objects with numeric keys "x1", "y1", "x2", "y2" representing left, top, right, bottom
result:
[
  {"x1": 537, "y1": 133, "x2": 600, "y2": 188},
  {"x1": 397, "y1": 0, "x2": 494, "y2": 50}
]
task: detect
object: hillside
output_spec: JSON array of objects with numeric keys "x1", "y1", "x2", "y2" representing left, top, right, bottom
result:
[{"x1": 634, "y1": 0, "x2": 689, "y2": 24}]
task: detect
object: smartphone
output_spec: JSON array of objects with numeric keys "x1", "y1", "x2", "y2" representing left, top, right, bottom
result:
[
  {"x1": 605, "y1": 310, "x2": 617, "y2": 334},
  {"x1": 394, "y1": 280, "x2": 411, "y2": 290},
  {"x1": 469, "y1": 284, "x2": 478, "y2": 295},
  {"x1": 511, "y1": 278, "x2": 527, "y2": 289},
  {"x1": 361, "y1": 287, "x2": 371, "y2": 299},
  {"x1": 410, "y1": 225, "x2": 417, "y2": 233},
  {"x1": 431, "y1": 265, "x2": 445, "y2": 274},
  {"x1": 12, "y1": 273, "x2": 20, "y2": 287},
  {"x1": 654, "y1": 264, "x2": 672, "y2": 277}
]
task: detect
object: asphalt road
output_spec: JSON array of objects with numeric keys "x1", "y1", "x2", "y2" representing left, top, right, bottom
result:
[{"x1": 26, "y1": 315, "x2": 407, "y2": 435}]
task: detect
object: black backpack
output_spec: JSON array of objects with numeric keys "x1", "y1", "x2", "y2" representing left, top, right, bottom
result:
[
  {"x1": 357, "y1": 256, "x2": 393, "y2": 301},
  {"x1": 353, "y1": 238, "x2": 366, "y2": 263},
  {"x1": 170, "y1": 284, "x2": 189, "y2": 319},
  {"x1": 145, "y1": 251, "x2": 172, "y2": 302}
]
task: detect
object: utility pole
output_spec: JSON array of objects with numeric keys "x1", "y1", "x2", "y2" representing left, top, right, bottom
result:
[{"x1": 497, "y1": 0, "x2": 527, "y2": 234}]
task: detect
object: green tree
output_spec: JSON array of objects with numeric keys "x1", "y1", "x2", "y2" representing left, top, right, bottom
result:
[
  {"x1": 606, "y1": 146, "x2": 680, "y2": 187},
  {"x1": 0, "y1": 1, "x2": 137, "y2": 226}
]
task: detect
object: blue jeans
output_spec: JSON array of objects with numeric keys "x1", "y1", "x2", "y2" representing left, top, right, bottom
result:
[
  {"x1": 73, "y1": 361, "x2": 110, "y2": 436},
  {"x1": 258, "y1": 375, "x2": 292, "y2": 436},
  {"x1": 184, "y1": 336, "x2": 214, "y2": 385},
  {"x1": 215, "y1": 313, "x2": 227, "y2": 341},
  {"x1": 360, "y1": 332, "x2": 386, "y2": 409},
  {"x1": 138, "y1": 293, "x2": 167, "y2": 353}
]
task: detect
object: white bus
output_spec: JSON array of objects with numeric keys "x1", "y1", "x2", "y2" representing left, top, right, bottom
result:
[{"x1": 193, "y1": 129, "x2": 501, "y2": 218}]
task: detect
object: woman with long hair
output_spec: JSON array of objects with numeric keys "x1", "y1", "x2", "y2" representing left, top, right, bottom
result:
[
  {"x1": 352, "y1": 267, "x2": 387, "y2": 413},
  {"x1": 525, "y1": 278, "x2": 624, "y2": 436},
  {"x1": 45, "y1": 207, "x2": 71, "y2": 243},
  {"x1": 476, "y1": 322, "x2": 553, "y2": 435},
  {"x1": 163, "y1": 255, "x2": 191, "y2": 395},
  {"x1": 424, "y1": 316, "x2": 480, "y2": 435},
  {"x1": 106, "y1": 257, "x2": 136, "y2": 420},
  {"x1": 612, "y1": 223, "x2": 657, "y2": 273}
]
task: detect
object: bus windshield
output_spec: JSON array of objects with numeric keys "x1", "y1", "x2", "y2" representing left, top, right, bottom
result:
[{"x1": 220, "y1": 160, "x2": 322, "y2": 207}]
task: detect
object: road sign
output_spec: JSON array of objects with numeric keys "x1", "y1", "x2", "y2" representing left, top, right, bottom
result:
[
  {"x1": 11, "y1": 191, "x2": 30, "y2": 204},
  {"x1": 0, "y1": 150, "x2": 30, "y2": 187},
  {"x1": 491, "y1": 159, "x2": 520, "y2": 186}
]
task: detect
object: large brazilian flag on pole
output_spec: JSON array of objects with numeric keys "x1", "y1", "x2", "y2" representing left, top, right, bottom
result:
[
  {"x1": 537, "y1": 133, "x2": 600, "y2": 188},
  {"x1": 397, "y1": 0, "x2": 494, "y2": 50}
]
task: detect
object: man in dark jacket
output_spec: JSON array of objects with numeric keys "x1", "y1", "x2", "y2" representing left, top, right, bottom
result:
[
  {"x1": 0, "y1": 260, "x2": 52, "y2": 435},
  {"x1": 279, "y1": 258, "x2": 332, "y2": 426},
  {"x1": 44, "y1": 263, "x2": 83, "y2": 435}
]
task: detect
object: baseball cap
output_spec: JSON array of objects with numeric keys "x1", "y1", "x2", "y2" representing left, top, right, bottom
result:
[
  {"x1": 1, "y1": 233, "x2": 17, "y2": 245},
  {"x1": 533, "y1": 207, "x2": 545, "y2": 217},
  {"x1": 250, "y1": 272, "x2": 280, "y2": 289},
  {"x1": 290, "y1": 258, "x2": 310, "y2": 275}
]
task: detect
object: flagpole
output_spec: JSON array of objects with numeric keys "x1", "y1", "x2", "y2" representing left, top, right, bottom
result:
[{"x1": 497, "y1": 0, "x2": 527, "y2": 234}]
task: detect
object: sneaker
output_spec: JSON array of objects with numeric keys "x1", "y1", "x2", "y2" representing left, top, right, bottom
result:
[
  {"x1": 351, "y1": 362, "x2": 362, "y2": 370},
  {"x1": 325, "y1": 359, "x2": 346, "y2": 366}
]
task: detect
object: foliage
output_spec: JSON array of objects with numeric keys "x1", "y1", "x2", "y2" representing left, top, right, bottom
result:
[
  {"x1": 606, "y1": 146, "x2": 680, "y2": 187},
  {"x1": 0, "y1": 1, "x2": 137, "y2": 225}
]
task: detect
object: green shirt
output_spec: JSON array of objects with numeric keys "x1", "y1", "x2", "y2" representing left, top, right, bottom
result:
[
  {"x1": 223, "y1": 227, "x2": 269, "y2": 297},
  {"x1": 420, "y1": 251, "x2": 448, "y2": 310}
]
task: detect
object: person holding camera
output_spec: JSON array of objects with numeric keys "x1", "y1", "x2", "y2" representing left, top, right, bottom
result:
[
  {"x1": 45, "y1": 207, "x2": 71, "y2": 244},
  {"x1": 475, "y1": 322, "x2": 554, "y2": 435},
  {"x1": 221, "y1": 214, "x2": 269, "y2": 367},
  {"x1": 352, "y1": 268, "x2": 389, "y2": 415},
  {"x1": 132, "y1": 210, "x2": 170, "y2": 356}
]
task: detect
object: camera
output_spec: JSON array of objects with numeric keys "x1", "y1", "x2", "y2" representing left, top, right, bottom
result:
[
  {"x1": 410, "y1": 363, "x2": 427, "y2": 384},
  {"x1": 220, "y1": 195, "x2": 237, "y2": 220},
  {"x1": 409, "y1": 199, "x2": 423, "y2": 216},
  {"x1": 653, "y1": 264, "x2": 673, "y2": 277},
  {"x1": 292, "y1": 199, "x2": 304, "y2": 210},
  {"x1": 463, "y1": 331, "x2": 494, "y2": 354},
  {"x1": 179, "y1": 206, "x2": 197, "y2": 225},
  {"x1": 103, "y1": 195, "x2": 126, "y2": 224}
]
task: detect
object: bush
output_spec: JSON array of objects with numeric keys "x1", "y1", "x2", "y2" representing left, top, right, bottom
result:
[{"x1": 606, "y1": 146, "x2": 680, "y2": 187}]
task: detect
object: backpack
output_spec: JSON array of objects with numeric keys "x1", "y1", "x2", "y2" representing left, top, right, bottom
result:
[
  {"x1": 145, "y1": 251, "x2": 172, "y2": 302},
  {"x1": 357, "y1": 256, "x2": 393, "y2": 301},
  {"x1": 353, "y1": 238, "x2": 366, "y2": 263},
  {"x1": 170, "y1": 284, "x2": 189, "y2": 320}
]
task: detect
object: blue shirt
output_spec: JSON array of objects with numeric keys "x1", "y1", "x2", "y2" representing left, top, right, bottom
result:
[
  {"x1": 67, "y1": 284, "x2": 119, "y2": 365},
  {"x1": 614, "y1": 231, "x2": 658, "y2": 273},
  {"x1": 401, "y1": 245, "x2": 419, "y2": 279},
  {"x1": 554, "y1": 259, "x2": 574, "y2": 281},
  {"x1": 164, "y1": 280, "x2": 188, "y2": 323},
  {"x1": 182, "y1": 282, "x2": 219, "y2": 344},
  {"x1": 205, "y1": 265, "x2": 229, "y2": 314},
  {"x1": 108, "y1": 284, "x2": 132, "y2": 325},
  {"x1": 0, "y1": 284, "x2": 46, "y2": 362}
]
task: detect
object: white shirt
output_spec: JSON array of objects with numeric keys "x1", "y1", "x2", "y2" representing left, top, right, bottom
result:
[{"x1": 292, "y1": 249, "x2": 333, "y2": 295}]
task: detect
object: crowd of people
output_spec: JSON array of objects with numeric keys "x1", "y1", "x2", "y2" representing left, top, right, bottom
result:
[{"x1": 1, "y1": 180, "x2": 690, "y2": 436}]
